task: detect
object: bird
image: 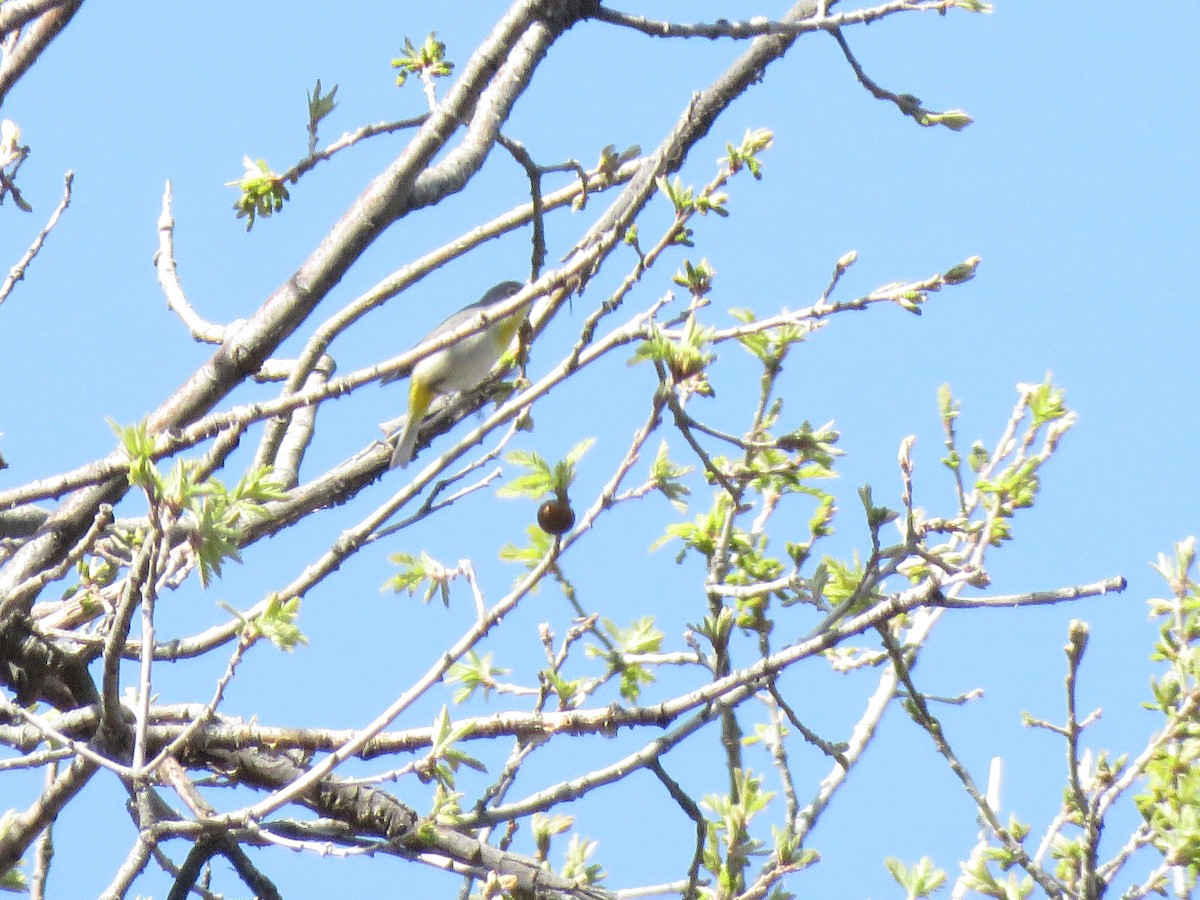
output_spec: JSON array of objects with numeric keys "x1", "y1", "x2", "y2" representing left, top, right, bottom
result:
[{"x1": 383, "y1": 280, "x2": 528, "y2": 469}]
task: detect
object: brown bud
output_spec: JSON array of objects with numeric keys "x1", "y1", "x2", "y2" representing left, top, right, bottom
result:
[{"x1": 537, "y1": 498, "x2": 575, "y2": 536}]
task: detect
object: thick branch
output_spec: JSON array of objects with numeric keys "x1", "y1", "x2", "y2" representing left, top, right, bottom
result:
[
  {"x1": 0, "y1": 0, "x2": 595, "y2": 618},
  {"x1": 0, "y1": 0, "x2": 75, "y2": 34},
  {"x1": 0, "y1": 0, "x2": 83, "y2": 106},
  {"x1": 192, "y1": 745, "x2": 612, "y2": 900},
  {"x1": 0, "y1": 755, "x2": 97, "y2": 878}
]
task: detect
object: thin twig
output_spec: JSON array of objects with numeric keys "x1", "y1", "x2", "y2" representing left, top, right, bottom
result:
[
  {"x1": 154, "y1": 181, "x2": 225, "y2": 343},
  {"x1": 0, "y1": 171, "x2": 73, "y2": 306}
]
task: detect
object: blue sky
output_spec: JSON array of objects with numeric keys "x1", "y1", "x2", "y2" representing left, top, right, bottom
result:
[{"x1": 1, "y1": 2, "x2": 1198, "y2": 897}]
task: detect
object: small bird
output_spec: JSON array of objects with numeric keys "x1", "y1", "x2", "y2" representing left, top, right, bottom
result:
[{"x1": 384, "y1": 280, "x2": 528, "y2": 469}]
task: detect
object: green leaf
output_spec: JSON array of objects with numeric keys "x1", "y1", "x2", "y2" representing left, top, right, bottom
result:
[
  {"x1": 776, "y1": 420, "x2": 842, "y2": 469},
  {"x1": 656, "y1": 175, "x2": 695, "y2": 214},
  {"x1": 649, "y1": 441, "x2": 692, "y2": 511},
  {"x1": 384, "y1": 551, "x2": 450, "y2": 606},
  {"x1": 672, "y1": 258, "x2": 716, "y2": 297},
  {"x1": 942, "y1": 255, "x2": 981, "y2": 285},
  {"x1": 724, "y1": 127, "x2": 774, "y2": 179},
  {"x1": 968, "y1": 440, "x2": 990, "y2": 473},
  {"x1": 532, "y1": 812, "x2": 575, "y2": 862},
  {"x1": 886, "y1": 856, "x2": 948, "y2": 899},
  {"x1": 422, "y1": 706, "x2": 486, "y2": 789},
  {"x1": 820, "y1": 552, "x2": 880, "y2": 613},
  {"x1": 629, "y1": 318, "x2": 716, "y2": 394},
  {"x1": 560, "y1": 834, "x2": 606, "y2": 887},
  {"x1": 652, "y1": 495, "x2": 733, "y2": 560},
  {"x1": 585, "y1": 617, "x2": 664, "y2": 702},
  {"x1": 858, "y1": 484, "x2": 899, "y2": 531},
  {"x1": 246, "y1": 593, "x2": 306, "y2": 651},
  {"x1": 447, "y1": 651, "x2": 509, "y2": 704},
  {"x1": 1022, "y1": 376, "x2": 1068, "y2": 425},
  {"x1": 227, "y1": 156, "x2": 289, "y2": 230},
  {"x1": 110, "y1": 418, "x2": 159, "y2": 489},
  {"x1": 500, "y1": 440, "x2": 592, "y2": 500},
  {"x1": 391, "y1": 32, "x2": 454, "y2": 86},
  {"x1": 499, "y1": 525, "x2": 554, "y2": 578},
  {"x1": 306, "y1": 79, "x2": 338, "y2": 127},
  {"x1": 545, "y1": 671, "x2": 582, "y2": 709},
  {"x1": 732, "y1": 306, "x2": 805, "y2": 371},
  {"x1": 920, "y1": 109, "x2": 974, "y2": 131}
]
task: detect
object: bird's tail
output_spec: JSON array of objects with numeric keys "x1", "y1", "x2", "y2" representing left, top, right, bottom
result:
[{"x1": 389, "y1": 416, "x2": 420, "y2": 469}]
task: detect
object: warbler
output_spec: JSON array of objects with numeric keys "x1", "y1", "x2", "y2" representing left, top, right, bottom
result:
[{"x1": 383, "y1": 280, "x2": 528, "y2": 469}]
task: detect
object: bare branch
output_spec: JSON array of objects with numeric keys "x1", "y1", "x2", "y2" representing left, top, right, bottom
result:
[
  {"x1": 0, "y1": 0, "x2": 76, "y2": 34},
  {"x1": 932, "y1": 576, "x2": 1127, "y2": 609},
  {"x1": 593, "y1": 0, "x2": 977, "y2": 39},
  {"x1": 0, "y1": 755, "x2": 98, "y2": 877},
  {"x1": 0, "y1": 171, "x2": 73, "y2": 307},
  {"x1": 154, "y1": 181, "x2": 225, "y2": 344},
  {"x1": 0, "y1": 0, "x2": 84, "y2": 106}
]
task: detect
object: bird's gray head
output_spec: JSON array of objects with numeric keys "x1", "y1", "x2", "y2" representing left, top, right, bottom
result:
[{"x1": 479, "y1": 280, "x2": 525, "y2": 307}]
